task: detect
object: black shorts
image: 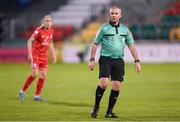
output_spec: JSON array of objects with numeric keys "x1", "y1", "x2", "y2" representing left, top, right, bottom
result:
[{"x1": 99, "y1": 56, "x2": 125, "y2": 82}]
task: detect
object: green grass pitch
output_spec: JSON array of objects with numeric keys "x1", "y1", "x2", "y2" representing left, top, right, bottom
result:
[{"x1": 0, "y1": 63, "x2": 180, "y2": 121}]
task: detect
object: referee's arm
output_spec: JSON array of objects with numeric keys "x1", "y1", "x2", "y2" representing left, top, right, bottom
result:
[
  {"x1": 128, "y1": 44, "x2": 141, "y2": 73},
  {"x1": 88, "y1": 43, "x2": 98, "y2": 71},
  {"x1": 90, "y1": 43, "x2": 98, "y2": 61},
  {"x1": 128, "y1": 44, "x2": 139, "y2": 61}
]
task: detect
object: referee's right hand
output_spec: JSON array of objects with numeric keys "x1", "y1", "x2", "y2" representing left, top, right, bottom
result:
[{"x1": 88, "y1": 61, "x2": 95, "y2": 71}]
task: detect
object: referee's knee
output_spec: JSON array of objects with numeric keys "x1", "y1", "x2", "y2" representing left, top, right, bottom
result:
[
  {"x1": 99, "y1": 78, "x2": 109, "y2": 89},
  {"x1": 112, "y1": 81, "x2": 121, "y2": 91}
]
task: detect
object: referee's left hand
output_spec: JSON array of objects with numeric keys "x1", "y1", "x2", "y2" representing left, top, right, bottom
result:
[{"x1": 135, "y1": 62, "x2": 141, "y2": 73}]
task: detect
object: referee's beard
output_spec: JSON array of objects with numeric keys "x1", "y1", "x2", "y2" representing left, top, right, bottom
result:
[{"x1": 110, "y1": 20, "x2": 119, "y2": 25}]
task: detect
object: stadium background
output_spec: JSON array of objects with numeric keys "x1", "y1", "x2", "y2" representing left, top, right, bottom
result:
[{"x1": 0, "y1": 0, "x2": 180, "y2": 121}]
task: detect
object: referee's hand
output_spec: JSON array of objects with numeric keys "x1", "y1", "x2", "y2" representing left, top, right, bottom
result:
[
  {"x1": 135, "y1": 62, "x2": 141, "y2": 73},
  {"x1": 88, "y1": 61, "x2": 95, "y2": 71}
]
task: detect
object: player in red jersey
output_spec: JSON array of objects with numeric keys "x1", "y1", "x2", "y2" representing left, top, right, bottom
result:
[{"x1": 19, "y1": 15, "x2": 57, "y2": 101}]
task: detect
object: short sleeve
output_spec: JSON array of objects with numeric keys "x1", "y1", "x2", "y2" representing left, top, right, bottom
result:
[
  {"x1": 94, "y1": 26, "x2": 104, "y2": 45},
  {"x1": 32, "y1": 29, "x2": 39, "y2": 39},
  {"x1": 125, "y1": 28, "x2": 134, "y2": 45}
]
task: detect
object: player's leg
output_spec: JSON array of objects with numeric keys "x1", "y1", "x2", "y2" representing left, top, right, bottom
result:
[
  {"x1": 21, "y1": 59, "x2": 39, "y2": 92},
  {"x1": 19, "y1": 68, "x2": 38, "y2": 101},
  {"x1": 21, "y1": 69, "x2": 38, "y2": 92},
  {"x1": 105, "y1": 58, "x2": 124, "y2": 118},
  {"x1": 91, "y1": 56, "x2": 110, "y2": 118},
  {"x1": 34, "y1": 68, "x2": 47, "y2": 101}
]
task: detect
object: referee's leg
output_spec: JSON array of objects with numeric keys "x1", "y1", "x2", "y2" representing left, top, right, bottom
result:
[
  {"x1": 105, "y1": 58, "x2": 124, "y2": 118},
  {"x1": 91, "y1": 78, "x2": 109, "y2": 118},
  {"x1": 91, "y1": 57, "x2": 110, "y2": 118},
  {"x1": 105, "y1": 80, "x2": 120, "y2": 118}
]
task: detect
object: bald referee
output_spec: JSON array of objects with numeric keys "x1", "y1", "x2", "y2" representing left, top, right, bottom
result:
[{"x1": 88, "y1": 6, "x2": 141, "y2": 118}]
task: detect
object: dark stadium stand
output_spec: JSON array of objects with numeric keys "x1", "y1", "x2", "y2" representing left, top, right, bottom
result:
[
  {"x1": 129, "y1": 0, "x2": 180, "y2": 40},
  {"x1": 0, "y1": 0, "x2": 180, "y2": 63},
  {"x1": 1, "y1": 0, "x2": 180, "y2": 45}
]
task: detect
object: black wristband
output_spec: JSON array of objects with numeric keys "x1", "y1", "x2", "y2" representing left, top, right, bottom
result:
[
  {"x1": 134, "y1": 59, "x2": 140, "y2": 63},
  {"x1": 89, "y1": 58, "x2": 95, "y2": 62}
]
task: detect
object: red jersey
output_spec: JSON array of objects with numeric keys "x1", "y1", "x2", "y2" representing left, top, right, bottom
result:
[{"x1": 32, "y1": 27, "x2": 54, "y2": 60}]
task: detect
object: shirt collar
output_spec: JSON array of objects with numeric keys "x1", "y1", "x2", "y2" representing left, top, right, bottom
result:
[{"x1": 109, "y1": 21, "x2": 120, "y2": 27}]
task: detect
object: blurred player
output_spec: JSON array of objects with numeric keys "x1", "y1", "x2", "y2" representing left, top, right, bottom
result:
[{"x1": 19, "y1": 15, "x2": 57, "y2": 101}]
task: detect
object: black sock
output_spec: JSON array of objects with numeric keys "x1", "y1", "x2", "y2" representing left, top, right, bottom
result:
[
  {"x1": 107, "y1": 89, "x2": 119, "y2": 113},
  {"x1": 94, "y1": 85, "x2": 105, "y2": 107}
]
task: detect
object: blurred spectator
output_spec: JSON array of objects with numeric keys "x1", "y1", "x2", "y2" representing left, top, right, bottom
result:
[
  {"x1": 169, "y1": 25, "x2": 180, "y2": 42},
  {"x1": 77, "y1": 40, "x2": 87, "y2": 63}
]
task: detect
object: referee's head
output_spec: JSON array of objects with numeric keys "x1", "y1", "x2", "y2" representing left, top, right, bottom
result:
[{"x1": 109, "y1": 6, "x2": 122, "y2": 24}]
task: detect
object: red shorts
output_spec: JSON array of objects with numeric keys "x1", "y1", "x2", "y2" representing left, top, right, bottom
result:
[{"x1": 31, "y1": 57, "x2": 48, "y2": 70}]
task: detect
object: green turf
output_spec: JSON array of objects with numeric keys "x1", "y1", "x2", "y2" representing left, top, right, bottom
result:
[{"x1": 0, "y1": 63, "x2": 180, "y2": 121}]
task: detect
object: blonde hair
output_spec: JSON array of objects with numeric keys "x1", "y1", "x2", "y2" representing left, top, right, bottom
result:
[
  {"x1": 44, "y1": 15, "x2": 53, "y2": 21},
  {"x1": 38, "y1": 15, "x2": 53, "y2": 29},
  {"x1": 110, "y1": 5, "x2": 121, "y2": 10}
]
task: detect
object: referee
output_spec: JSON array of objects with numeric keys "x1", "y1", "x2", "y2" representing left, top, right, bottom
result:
[{"x1": 88, "y1": 6, "x2": 141, "y2": 118}]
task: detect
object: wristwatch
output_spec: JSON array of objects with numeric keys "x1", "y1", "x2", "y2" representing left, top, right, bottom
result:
[
  {"x1": 89, "y1": 58, "x2": 95, "y2": 62},
  {"x1": 134, "y1": 59, "x2": 140, "y2": 63}
]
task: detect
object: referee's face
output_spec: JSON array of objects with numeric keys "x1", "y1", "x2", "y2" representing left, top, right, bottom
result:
[{"x1": 109, "y1": 8, "x2": 121, "y2": 24}]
